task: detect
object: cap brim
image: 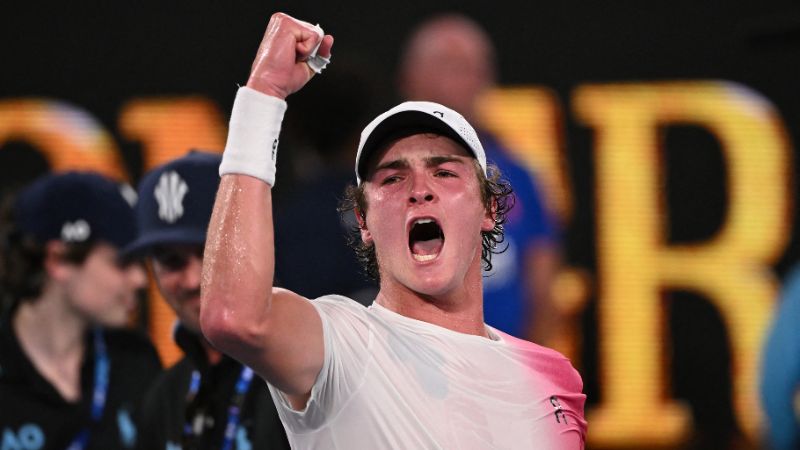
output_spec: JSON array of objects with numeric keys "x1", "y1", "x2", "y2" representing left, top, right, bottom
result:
[
  {"x1": 357, "y1": 110, "x2": 475, "y2": 183},
  {"x1": 122, "y1": 228, "x2": 207, "y2": 259}
]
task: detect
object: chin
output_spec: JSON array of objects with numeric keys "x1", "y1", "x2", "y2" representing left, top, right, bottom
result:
[
  {"x1": 404, "y1": 269, "x2": 459, "y2": 297},
  {"x1": 97, "y1": 314, "x2": 130, "y2": 329}
]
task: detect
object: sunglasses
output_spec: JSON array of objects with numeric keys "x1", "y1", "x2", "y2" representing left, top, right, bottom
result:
[{"x1": 150, "y1": 245, "x2": 204, "y2": 271}]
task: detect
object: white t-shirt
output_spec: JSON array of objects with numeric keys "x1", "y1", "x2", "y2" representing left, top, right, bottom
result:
[{"x1": 268, "y1": 295, "x2": 587, "y2": 449}]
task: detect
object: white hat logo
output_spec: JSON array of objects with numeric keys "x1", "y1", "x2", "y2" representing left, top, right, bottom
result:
[
  {"x1": 61, "y1": 219, "x2": 91, "y2": 242},
  {"x1": 154, "y1": 171, "x2": 189, "y2": 224}
]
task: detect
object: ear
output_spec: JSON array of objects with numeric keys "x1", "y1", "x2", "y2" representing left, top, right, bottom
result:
[
  {"x1": 481, "y1": 197, "x2": 497, "y2": 232},
  {"x1": 43, "y1": 240, "x2": 72, "y2": 282},
  {"x1": 355, "y1": 208, "x2": 373, "y2": 244}
]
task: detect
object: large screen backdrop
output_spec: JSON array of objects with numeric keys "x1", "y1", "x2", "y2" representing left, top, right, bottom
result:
[{"x1": 3, "y1": 2, "x2": 799, "y2": 448}]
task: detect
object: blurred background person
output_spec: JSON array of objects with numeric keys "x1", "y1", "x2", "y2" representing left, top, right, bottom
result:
[
  {"x1": 274, "y1": 63, "x2": 381, "y2": 305},
  {"x1": 0, "y1": 172, "x2": 161, "y2": 449},
  {"x1": 125, "y1": 151, "x2": 289, "y2": 450},
  {"x1": 397, "y1": 13, "x2": 561, "y2": 344},
  {"x1": 760, "y1": 263, "x2": 800, "y2": 450}
]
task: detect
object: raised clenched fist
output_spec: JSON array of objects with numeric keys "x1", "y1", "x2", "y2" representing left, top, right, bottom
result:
[{"x1": 246, "y1": 13, "x2": 334, "y2": 100}]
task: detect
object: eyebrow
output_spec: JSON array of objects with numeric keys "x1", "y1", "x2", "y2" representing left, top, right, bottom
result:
[
  {"x1": 426, "y1": 155, "x2": 465, "y2": 167},
  {"x1": 374, "y1": 159, "x2": 410, "y2": 172},
  {"x1": 373, "y1": 155, "x2": 466, "y2": 173}
]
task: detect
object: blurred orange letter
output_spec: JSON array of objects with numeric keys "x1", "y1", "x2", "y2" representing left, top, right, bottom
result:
[{"x1": 574, "y1": 81, "x2": 790, "y2": 446}]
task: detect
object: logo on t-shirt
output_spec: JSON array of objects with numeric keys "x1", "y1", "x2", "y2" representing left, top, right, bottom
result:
[
  {"x1": 549, "y1": 395, "x2": 568, "y2": 425},
  {"x1": 236, "y1": 427, "x2": 252, "y2": 450},
  {"x1": 1, "y1": 424, "x2": 45, "y2": 450},
  {"x1": 117, "y1": 408, "x2": 136, "y2": 448}
]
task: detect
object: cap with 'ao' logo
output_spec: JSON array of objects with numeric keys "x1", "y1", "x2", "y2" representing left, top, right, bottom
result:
[
  {"x1": 355, "y1": 101, "x2": 487, "y2": 185},
  {"x1": 13, "y1": 171, "x2": 138, "y2": 249},
  {"x1": 123, "y1": 151, "x2": 222, "y2": 256}
]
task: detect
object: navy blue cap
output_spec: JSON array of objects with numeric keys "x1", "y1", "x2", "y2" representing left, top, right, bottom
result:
[
  {"x1": 124, "y1": 150, "x2": 222, "y2": 257},
  {"x1": 14, "y1": 171, "x2": 138, "y2": 249}
]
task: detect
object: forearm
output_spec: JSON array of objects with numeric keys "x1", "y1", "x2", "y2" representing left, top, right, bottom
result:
[
  {"x1": 201, "y1": 173, "x2": 275, "y2": 352},
  {"x1": 199, "y1": 12, "x2": 332, "y2": 392}
]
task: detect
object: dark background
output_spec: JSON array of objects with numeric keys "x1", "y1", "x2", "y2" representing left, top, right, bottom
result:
[{"x1": 4, "y1": 1, "x2": 800, "y2": 448}]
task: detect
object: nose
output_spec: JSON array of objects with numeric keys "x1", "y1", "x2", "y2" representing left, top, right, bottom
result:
[
  {"x1": 408, "y1": 176, "x2": 435, "y2": 204},
  {"x1": 178, "y1": 254, "x2": 203, "y2": 289},
  {"x1": 127, "y1": 263, "x2": 147, "y2": 290}
]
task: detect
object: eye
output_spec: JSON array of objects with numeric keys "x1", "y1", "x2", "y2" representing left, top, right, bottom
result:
[
  {"x1": 381, "y1": 175, "x2": 402, "y2": 185},
  {"x1": 153, "y1": 252, "x2": 190, "y2": 271},
  {"x1": 435, "y1": 169, "x2": 457, "y2": 178},
  {"x1": 151, "y1": 246, "x2": 203, "y2": 271}
]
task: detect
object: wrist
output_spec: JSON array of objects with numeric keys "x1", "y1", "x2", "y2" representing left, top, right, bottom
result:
[
  {"x1": 219, "y1": 86, "x2": 287, "y2": 186},
  {"x1": 246, "y1": 76, "x2": 287, "y2": 100}
]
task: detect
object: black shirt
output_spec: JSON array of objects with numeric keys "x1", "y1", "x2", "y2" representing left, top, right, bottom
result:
[
  {"x1": 136, "y1": 325, "x2": 289, "y2": 450},
  {"x1": 0, "y1": 312, "x2": 163, "y2": 450}
]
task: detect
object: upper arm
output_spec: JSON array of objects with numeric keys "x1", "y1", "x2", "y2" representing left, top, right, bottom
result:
[
  {"x1": 244, "y1": 288, "x2": 325, "y2": 401},
  {"x1": 200, "y1": 175, "x2": 324, "y2": 401}
]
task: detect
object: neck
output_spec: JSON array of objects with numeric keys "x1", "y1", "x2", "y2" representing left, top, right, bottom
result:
[
  {"x1": 375, "y1": 261, "x2": 488, "y2": 337},
  {"x1": 14, "y1": 292, "x2": 88, "y2": 358},
  {"x1": 13, "y1": 289, "x2": 88, "y2": 401}
]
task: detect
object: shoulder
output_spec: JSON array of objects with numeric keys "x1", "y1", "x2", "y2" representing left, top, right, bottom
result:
[
  {"x1": 103, "y1": 328, "x2": 158, "y2": 358},
  {"x1": 311, "y1": 295, "x2": 374, "y2": 344},
  {"x1": 495, "y1": 329, "x2": 584, "y2": 393},
  {"x1": 312, "y1": 294, "x2": 371, "y2": 321},
  {"x1": 310, "y1": 295, "x2": 374, "y2": 360},
  {"x1": 0, "y1": 316, "x2": 18, "y2": 362},
  {"x1": 152, "y1": 357, "x2": 194, "y2": 388},
  {"x1": 103, "y1": 328, "x2": 161, "y2": 362},
  {"x1": 141, "y1": 358, "x2": 193, "y2": 407},
  {"x1": 104, "y1": 327, "x2": 157, "y2": 351},
  {"x1": 0, "y1": 310, "x2": 19, "y2": 355},
  {"x1": 0, "y1": 319, "x2": 25, "y2": 384},
  {"x1": 136, "y1": 358, "x2": 194, "y2": 444}
]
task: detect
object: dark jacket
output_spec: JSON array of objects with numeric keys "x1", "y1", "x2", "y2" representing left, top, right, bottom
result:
[
  {"x1": 136, "y1": 325, "x2": 289, "y2": 450},
  {"x1": 0, "y1": 312, "x2": 162, "y2": 450}
]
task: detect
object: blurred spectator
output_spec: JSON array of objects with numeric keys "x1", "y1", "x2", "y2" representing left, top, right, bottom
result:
[
  {"x1": 761, "y1": 263, "x2": 800, "y2": 449},
  {"x1": 124, "y1": 151, "x2": 289, "y2": 450},
  {"x1": 0, "y1": 171, "x2": 161, "y2": 449},
  {"x1": 274, "y1": 64, "x2": 380, "y2": 305},
  {"x1": 397, "y1": 14, "x2": 561, "y2": 343}
]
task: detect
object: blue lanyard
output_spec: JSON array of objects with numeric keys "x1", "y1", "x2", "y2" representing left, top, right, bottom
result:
[
  {"x1": 183, "y1": 365, "x2": 255, "y2": 450},
  {"x1": 66, "y1": 327, "x2": 110, "y2": 450}
]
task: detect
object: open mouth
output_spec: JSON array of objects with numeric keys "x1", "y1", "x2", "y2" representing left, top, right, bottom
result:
[{"x1": 408, "y1": 218, "x2": 444, "y2": 262}]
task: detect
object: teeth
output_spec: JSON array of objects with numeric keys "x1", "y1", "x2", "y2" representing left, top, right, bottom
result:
[
  {"x1": 413, "y1": 253, "x2": 437, "y2": 262},
  {"x1": 414, "y1": 218, "x2": 434, "y2": 225}
]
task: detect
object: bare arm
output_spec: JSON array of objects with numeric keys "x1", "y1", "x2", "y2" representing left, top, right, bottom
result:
[{"x1": 200, "y1": 13, "x2": 334, "y2": 402}]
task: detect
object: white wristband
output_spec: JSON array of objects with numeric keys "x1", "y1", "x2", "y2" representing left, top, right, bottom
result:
[{"x1": 219, "y1": 86, "x2": 288, "y2": 186}]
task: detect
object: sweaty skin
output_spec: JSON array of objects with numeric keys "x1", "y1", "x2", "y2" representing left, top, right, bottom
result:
[
  {"x1": 201, "y1": 12, "x2": 492, "y2": 409},
  {"x1": 199, "y1": 14, "x2": 585, "y2": 450},
  {"x1": 363, "y1": 134, "x2": 494, "y2": 336},
  {"x1": 201, "y1": 13, "x2": 333, "y2": 409},
  {"x1": 248, "y1": 15, "x2": 335, "y2": 99}
]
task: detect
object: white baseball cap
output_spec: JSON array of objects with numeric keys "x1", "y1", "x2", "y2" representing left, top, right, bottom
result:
[{"x1": 355, "y1": 101, "x2": 487, "y2": 184}]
